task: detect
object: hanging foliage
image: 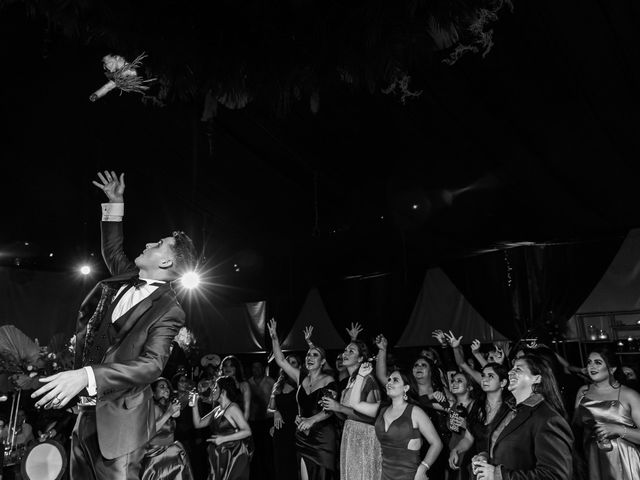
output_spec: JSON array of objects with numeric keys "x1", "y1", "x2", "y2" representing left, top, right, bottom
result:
[{"x1": 6, "y1": 0, "x2": 513, "y2": 112}]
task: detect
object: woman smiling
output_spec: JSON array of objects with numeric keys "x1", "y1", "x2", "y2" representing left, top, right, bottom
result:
[
  {"x1": 574, "y1": 347, "x2": 640, "y2": 479},
  {"x1": 472, "y1": 354, "x2": 573, "y2": 480}
]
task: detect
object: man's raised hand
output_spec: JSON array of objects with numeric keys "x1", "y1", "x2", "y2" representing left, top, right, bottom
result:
[{"x1": 92, "y1": 170, "x2": 125, "y2": 202}]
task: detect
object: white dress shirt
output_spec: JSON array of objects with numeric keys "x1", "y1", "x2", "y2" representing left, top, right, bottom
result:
[{"x1": 83, "y1": 203, "x2": 165, "y2": 396}]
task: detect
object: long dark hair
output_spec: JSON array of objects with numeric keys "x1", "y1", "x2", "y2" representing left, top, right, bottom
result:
[
  {"x1": 520, "y1": 353, "x2": 566, "y2": 418},
  {"x1": 216, "y1": 375, "x2": 244, "y2": 407},
  {"x1": 475, "y1": 362, "x2": 510, "y2": 423},
  {"x1": 588, "y1": 346, "x2": 625, "y2": 386},
  {"x1": 346, "y1": 340, "x2": 370, "y2": 380},
  {"x1": 221, "y1": 355, "x2": 246, "y2": 382},
  {"x1": 273, "y1": 355, "x2": 301, "y2": 395},
  {"x1": 451, "y1": 370, "x2": 479, "y2": 401},
  {"x1": 382, "y1": 369, "x2": 420, "y2": 407}
]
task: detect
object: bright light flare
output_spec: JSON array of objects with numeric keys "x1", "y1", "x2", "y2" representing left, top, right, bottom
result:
[
  {"x1": 80, "y1": 265, "x2": 91, "y2": 275},
  {"x1": 181, "y1": 271, "x2": 201, "y2": 289}
]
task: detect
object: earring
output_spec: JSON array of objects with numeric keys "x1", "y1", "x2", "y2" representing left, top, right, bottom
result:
[{"x1": 403, "y1": 392, "x2": 408, "y2": 401}]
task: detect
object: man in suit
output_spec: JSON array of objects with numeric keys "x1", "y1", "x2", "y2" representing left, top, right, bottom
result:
[{"x1": 32, "y1": 170, "x2": 197, "y2": 479}]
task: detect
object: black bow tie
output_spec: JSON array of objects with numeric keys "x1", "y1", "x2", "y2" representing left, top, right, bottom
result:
[{"x1": 127, "y1": 276, "x2": 164, "y2": 288}]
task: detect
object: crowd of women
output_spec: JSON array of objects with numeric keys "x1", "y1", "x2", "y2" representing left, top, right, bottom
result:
[{"x1": 137, "y1": 321, "x2": 640, "y2": 480}]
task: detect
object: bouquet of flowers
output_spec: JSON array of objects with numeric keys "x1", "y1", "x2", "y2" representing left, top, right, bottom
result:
[{"x1": 89, "y1": 53, "x2": 156, "y2": 102}]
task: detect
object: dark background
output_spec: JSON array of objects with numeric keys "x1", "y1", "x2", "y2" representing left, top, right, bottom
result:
[{"x1": 1, "y1": 0, "x2": 639, "y2": 347}]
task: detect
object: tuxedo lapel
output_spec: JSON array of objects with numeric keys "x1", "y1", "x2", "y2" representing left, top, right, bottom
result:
[{"x1": 494, "y1": 407, "x2": 534, "y2": 447}]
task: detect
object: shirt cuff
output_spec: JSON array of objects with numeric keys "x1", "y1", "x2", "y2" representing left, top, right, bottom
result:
[
  {"x1": 84, "y1": 366, "x2": 97, "y2": 396},
  {"x1": 101, "y1": 203, "x2": 124, "y2": 222},
  {"x1": 495, "y1": 465, "x2": 504, "y2": 480}
]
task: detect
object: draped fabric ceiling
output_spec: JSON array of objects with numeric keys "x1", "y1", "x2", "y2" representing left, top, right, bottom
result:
[{"x1": 1, "y1": 1, "x2": 639, "y2": 347}]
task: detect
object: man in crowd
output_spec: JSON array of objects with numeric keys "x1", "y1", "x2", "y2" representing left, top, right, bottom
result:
[{"x1": 32, "y1": 170, "x2": 197, "y2": 480}]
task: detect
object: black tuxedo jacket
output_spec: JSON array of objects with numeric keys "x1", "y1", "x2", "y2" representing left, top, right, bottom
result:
[
  {"x1": 485, "y1": 396, "x2": 574, "y2": 480},
  {"x1": 74, "y1": 221, "x2": 185, "y2": 459}
]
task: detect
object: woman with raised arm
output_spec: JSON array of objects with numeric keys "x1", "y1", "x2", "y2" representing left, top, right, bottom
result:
[
  {"x1": 448, "y1": 363, "x2": 510, "y2": 480},
  {"x1": 268, "y1": 319, "x2": 337, "y2": 480},
  {"x1": 444, "y1": 332, "x2": 507, "y2": 386},
  {"x1": 267, "y1": 354, "x2": 301, "y2": 480},
  {"x1": 191, "y1": 375, "x2": 253, "y2": 480},
  {"x1": 220, "y1": 355, "x2": 251, "y2": 421},
  {"x1": 141, "y1": 378, "x2": 194, "y2": 480},
  {"x1": 352, "y1": 362, "x2": 442, "y2": 480},
  {"x1": 321, "y1": 340, "x2": 382, "y2": 480},
  {"x1": 574, "y1": 347, "x2": 640, "y2": 479}
]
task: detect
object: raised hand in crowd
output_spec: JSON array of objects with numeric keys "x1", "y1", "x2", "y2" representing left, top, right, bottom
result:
[
  {"x1": 444, "y1": 331, "x2": 463, "y2": 348},
  {"x1": 92, "y1": 170, "x2": 125, "y2": 202},
  {"x1": 432, "y1": 329, "x2": 447, "y2": 346},
  {"x1": 494, "y1": 340, "x2": 511, "y2": 359},
  {"x1": 268, "y1": 319, "x2": 301, "y2": 385},
  {"x1": 267, "y1": 318, "x2": 278, "y2": 339},
  {"x1": 303, "y1": 325, "x2": 315, "y2": 348},
  {"x1": 471, "y1": 339, "x2": 481, "y2": 353},
  {"x1": 345, "y1": 322, "x2": 363, "y2": 341},
  {"x1": 374, "y1": 334, "x2": 389, "y2": 385}
]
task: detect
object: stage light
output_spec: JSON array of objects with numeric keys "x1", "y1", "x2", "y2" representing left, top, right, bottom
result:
[
  {"x1": 412, "y1": 204, "x2": 419, "y2": 210},
  {"x1": 181, "y1": 271, "x2": 201, "y2": 289},
  {"x1": 49, "y1": 253, "x2": 54, "y2": 257},
  {"x1": 0, "y1": 395, "x2": 7, "y2": 402},
  {"x1": 80, "y1": 266, "x2": 91, "y2": 275}
]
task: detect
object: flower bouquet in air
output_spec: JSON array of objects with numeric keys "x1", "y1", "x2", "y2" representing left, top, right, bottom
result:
[{"x1": 89, "y1": 53, "x2": 156, "y2": 102}]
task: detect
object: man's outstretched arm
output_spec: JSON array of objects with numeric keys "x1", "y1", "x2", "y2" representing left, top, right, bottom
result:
[{"x1": 93, "y1": 171, "x2": 135, "y2": 275}]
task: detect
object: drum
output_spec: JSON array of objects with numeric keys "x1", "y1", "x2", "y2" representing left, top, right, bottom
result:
[{"x1": 20, "y1": 440, "x2": 67, "y2": 480}]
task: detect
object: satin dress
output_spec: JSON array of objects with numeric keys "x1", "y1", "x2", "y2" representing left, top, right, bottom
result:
[
  {"x1": 207, "y1": 403, "x2": 254, "y2": 480},
  {"x1": 141, "y1": 403, "x2": 194, "y2": 480},
  {"x1": 295, "y1": 380, "x2": 337, "y2": 480},
  {"x1": 577, "y1": 386, "x2": 640, "y2": 480},
  {"x1": 374, "y1": 404, "x2": 422, "y2": 480}
]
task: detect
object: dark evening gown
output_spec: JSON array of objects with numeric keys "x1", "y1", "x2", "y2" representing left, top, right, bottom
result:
[
  {"x1": 295, "y1": 380, "x2": 337, "y2": 480},
  {"x1": 141, "y1": 404, "x2": 194, "y2": 480},
  {"x1": 273, "y1": 388, "x2": 298, "y2": 480},
  {"x1": 207, "y1": 403, "x2": 254, "y2": 480},
  {"x1": 576, "y1": 387, "x2": 640, "y2": 480},
  {"x1": 374, "y1": 404, "x2": 422, "y2": 480}
]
